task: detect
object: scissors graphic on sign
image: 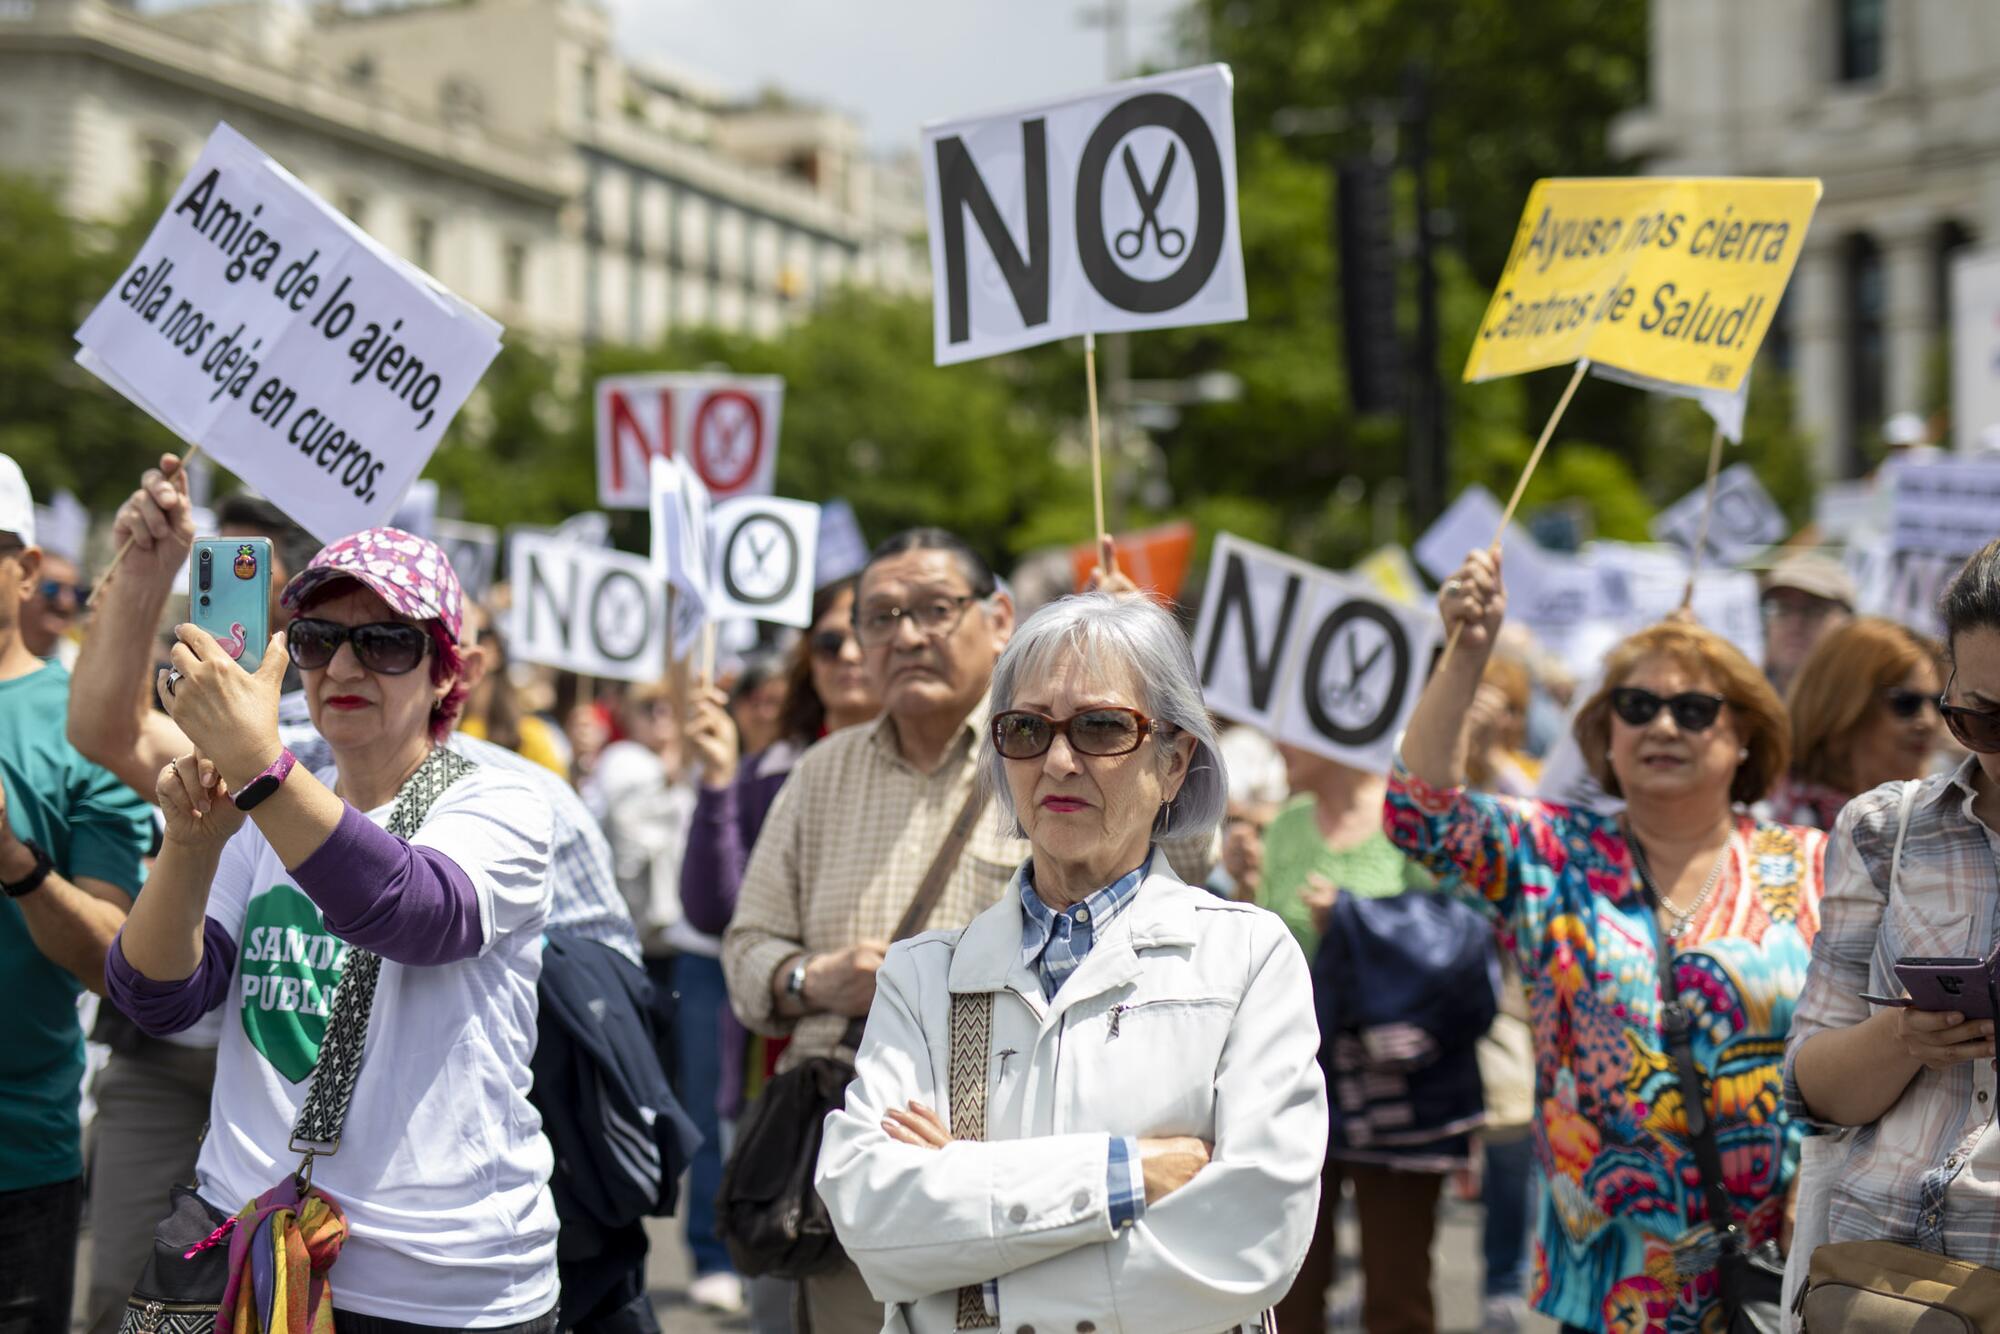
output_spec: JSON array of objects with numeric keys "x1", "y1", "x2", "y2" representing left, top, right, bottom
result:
[
  {"x1": 1114, "y1": 143, "x2": 1186, "y2": 261},
  {"x1": 1320, "y1": 631, "x2": 1387, "y2": 720}
]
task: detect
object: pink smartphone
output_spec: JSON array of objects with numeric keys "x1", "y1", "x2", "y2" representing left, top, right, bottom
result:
[{"x1": 1868, "y1": 957, "x2": 1999, "y2": 1020}]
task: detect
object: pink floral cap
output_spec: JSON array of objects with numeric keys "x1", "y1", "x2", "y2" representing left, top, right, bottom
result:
[{"x1": 280, "y1": 526, "x2": 463, "y2": 640}]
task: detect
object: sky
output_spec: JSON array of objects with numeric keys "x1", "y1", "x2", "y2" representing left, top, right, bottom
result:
[{"x1": 605, "y1": 0, "x2": 1190, "y2": 154}]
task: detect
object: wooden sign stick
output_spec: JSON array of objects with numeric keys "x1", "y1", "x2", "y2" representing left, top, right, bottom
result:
[
  {"x1": 1084, "y1": 332, "x2": 1109, "y2": 574},
  {"x1": 1679, "y1": 425, "x2": 1728, "y2": 610}
]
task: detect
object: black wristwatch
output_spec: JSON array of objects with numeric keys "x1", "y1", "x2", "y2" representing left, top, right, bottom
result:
[{"x1": 1, "y1": 839, "x2": 54, "y2": 899}]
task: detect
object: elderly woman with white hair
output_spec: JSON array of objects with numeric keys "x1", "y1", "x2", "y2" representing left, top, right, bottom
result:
[{"x1": 816, "y1": 592, "x2": 1328, "y2": 1334}]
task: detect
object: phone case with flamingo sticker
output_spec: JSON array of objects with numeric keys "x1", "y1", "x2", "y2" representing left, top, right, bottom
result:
[{"x1": 189, "y1": 537, "x2": 271, "y2": 673}]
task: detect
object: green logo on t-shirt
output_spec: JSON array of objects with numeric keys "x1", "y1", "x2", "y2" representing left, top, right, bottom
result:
[{"x1": 237, "y1": 885, "x2": 347, "y2": 1083}]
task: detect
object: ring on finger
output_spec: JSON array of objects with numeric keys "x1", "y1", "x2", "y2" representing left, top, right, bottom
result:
[
  {"x1": 1443, "y1": 578, "x2": 1462, "y2": 596},
  {"x1": 165, "y1": 668, "x2": 183, "y2": 693}
]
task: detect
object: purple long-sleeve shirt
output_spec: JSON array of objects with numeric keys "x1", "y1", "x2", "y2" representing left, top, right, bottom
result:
[
  {"x1": 106, "y1": 804, "x2": 483, "y2": 1036},
  {"x1": 678, "y1": 743, "x2": 797, "y2": 937}
]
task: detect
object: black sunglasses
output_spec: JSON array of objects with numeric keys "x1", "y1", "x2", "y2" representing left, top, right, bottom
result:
[
  {"x1": 991, "y1": 707, "x2": 1164, "y2": 760},
  {"x1": 288, "y1": 617, "x2": 432, "y2": 675},
  {"x1": 38, "y1": 578, "x2": 89, "y2": 604},
  {"x1": 1609, "y1": 687, "x2": 1728, "y2": 733},
  {"x1": 809, "y1": 628, "x2": 855, "y2": 660},
  {"x1": 1940, "y1": 669, "x2": 2000, "y2": 754},
  {"x1": 1882, "y1": 687, "x2": 1940, "y2": 721}
]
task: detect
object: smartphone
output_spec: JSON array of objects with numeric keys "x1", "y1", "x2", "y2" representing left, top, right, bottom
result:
[
  {"x1": 1877, "y1": 956, "x2": 2000, "y2": 1020},
  {"x1": 189, "y1": 537, "x2": 271, "y2": 673}
]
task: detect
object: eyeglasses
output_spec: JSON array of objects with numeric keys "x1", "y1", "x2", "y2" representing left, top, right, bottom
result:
[
  {"x1": 1609, "y1": 687, "x2": 1729, "y2": 732},
  {"x1": 288, "y1": 617, "x2": 432, "y2": 675},
  {"x1": 1939, "y1": 670, "x2": 2000, "y2": 754},
  {"x1": 990, "y1": 707, "x2": 1166, "y2": 760},
  {"x1": 37, "y1": 579, "x2": 88, "y2": 606},
  {"x1": 854, "y1": 594, "x2": 983, "y2": 647},
  {"x1": 809, "y1": 628, "x2": 855, "y2": 660},
  {"x1": 1881, "y1": 687, "x2": 1940, "y2": 721}
]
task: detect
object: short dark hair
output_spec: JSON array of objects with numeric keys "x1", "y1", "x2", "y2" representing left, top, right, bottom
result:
[
  {"x1": 1942, "y1": 538, "x2": 2000, "y2": 659},
  {"x1": 215, "y1": 493, "x2": 318, "y2": 583},
  {"x1": 860, "y1": 527, "x2": 996, "y2": 599}
]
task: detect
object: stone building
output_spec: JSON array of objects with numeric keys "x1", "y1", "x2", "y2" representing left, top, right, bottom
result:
[
  {"x1": 1612, "y1": 0, "x2": 1999, "y2": 477},
  {"x1": 0, "y1": 0, "x2": 928, "y2": 345}
]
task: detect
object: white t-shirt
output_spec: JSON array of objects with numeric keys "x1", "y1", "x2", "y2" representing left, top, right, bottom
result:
[{"x1": 193, "y1": 764, "x2": 560, "y2": 1326}]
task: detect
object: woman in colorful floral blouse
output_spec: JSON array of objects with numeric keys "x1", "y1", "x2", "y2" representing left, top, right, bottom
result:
[{"x1": 1387, "y1": 547, "x2": 1828, "y2": 1334}]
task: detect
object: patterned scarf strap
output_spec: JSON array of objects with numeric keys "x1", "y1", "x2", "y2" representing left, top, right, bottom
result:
[
  {"x1": 288, "y1": 747, "x2": 477, "y2": 1178},
  {"x1": 218, "y1": 1178, "x2": 348, "y2": 1334},
  {"x1": 949, "y1": 991, "x2": 998, "y2": 1330}
]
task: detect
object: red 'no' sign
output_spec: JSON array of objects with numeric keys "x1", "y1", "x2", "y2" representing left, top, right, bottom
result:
[{"x1": 692, "y1": 390, "x2": 763, "y2": 494}]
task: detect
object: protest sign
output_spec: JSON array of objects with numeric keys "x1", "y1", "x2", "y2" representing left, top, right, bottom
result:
[
  {"x1": 553, "y1": 510, "x2": 613, "y2": 550},
  {"x1": 1953, "y1": 248, "x2": 2000, "y2": 453},
  {"x1": 707, "y1": 496, "x2": 821, "y2": 629},
  {"x1": 922, "y1": 64, "x2": 1245, "y2": 365},
  {"x1": 648, "y1": 456, "x2": 712, "y2": 658},
  {"x1": 815, "y1": 499, "x2": 871, "y2": 587},
  {"x1": 1352, "y1": 544, "x2": 1427, "y2": 608},
  {"x1": 1192, "y1": 533, "x2": 1439, "y2": 772},
  {"x1": 33, "y1": 490, "x2": 90, "y2": 564},
  {"x1": 1535, "y1": 671, "x2": 1622, "y2": 816},
  {"x1": 388, "y1": 479, "x2": 438, "y2": 540},
  {"x1": 1068, "y1": 520, "x2": 1194, "y2": 597},
  {"x1": 432, "y1": 518, "x2": 498, "y2": 607},
  {"x1": 508, "y1": 532, "x2": 666, "y2": 683},
  {"x1": 74, "y1": 123, "x2": 502, "y2": 543},
  {"x1": 597, "y1": 373, "x2": 783, "y2": 509},
  {"x1": 1463, "y1": 177, "x2": 1821, "y2": 395},
  {"x1": 1584, "y1": 543, "x2": 1765, "y2": 669},
  {"x1": 1414, "y1": 484, "x2": 1540, "y2": 585},
  {"x1": 1890, "y1": 458, "x2": 2000, "y2": 558},
  {"x1": 1650, "y1": 462, "x2": 1786, "y2": 565}
]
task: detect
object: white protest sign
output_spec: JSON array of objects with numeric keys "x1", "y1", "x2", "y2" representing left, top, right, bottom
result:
[
  {"x1": 648, "y1": 455, "x2": 712, "y2": 658},
  {"x1": 432, "y1": 517, "x2": 498, "y2": 608},
  {"x1": 922, "y1": 63, "x2": 1245, "y2": 365},
  {"x1": 507, "y1": 533, "x2": 666, "y2": 683},
  {"x1": 388, "y1": 479, "x2": 438, "y2": 539},
  {"x1": 1953, "y1": 248, "x2": 2000, "y2": 454},
  {"x1": 1192, "y1": 533, "x2": 1440, "y2": 772},
  {"x1": 1585, "y1": 543, "x2": 1765, "y2": 670},
  {"x1": 1590, "y1": 362, "x2": 1750, "y2": 443},
  {"x1": 815, "y1": 499, "x2": 871, "y2": 587},
  {"x1": 74, "y1": 123, "x2": 502, "y2": 543},
  {"x1": 708, "y1": 496, "x2": 821, "y2": 629},
  {"x1": 1890, "y1": 458, "x2": 2000, "y2": 558},
  {"x1": 33, "y1": 491, "x2": 90, "y2": 564},
  {"x1": 1414, "y1": 484, "x2": 1540, "y2": 584},
  {"x1": 1649, "y1": 463, "x2": 1787, "y2": 565},
  {"x1": 553, "y1": 510, "x2": 613, "y2": 550},
  {"x1": 596, "y1": 373, "x2": 783, "y2": 510}
]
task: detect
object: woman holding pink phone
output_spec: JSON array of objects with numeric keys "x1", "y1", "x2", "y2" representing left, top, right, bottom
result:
[{"x1": 1788, "y1": 539, "x2": 2000, "y2": 1269}]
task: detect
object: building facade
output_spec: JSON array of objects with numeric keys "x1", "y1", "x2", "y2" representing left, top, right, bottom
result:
[
  {"x1": 0, "y1": 0, "x2": 928, "y2": 345},
  {"x1": 1612, "y1": 0, "x2": 2000, "y2": 478}
]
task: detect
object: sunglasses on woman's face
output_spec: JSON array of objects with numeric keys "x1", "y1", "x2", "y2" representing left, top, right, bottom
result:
[
  {"x1": 1609, "y1": 686, "x2": 1728, "y2": 732},
  {"x1": 287, "y1": 617, "x2": 431, "y2": 675},
  {"x1": 810, "y1": 628, "x2": 855, "y2": 660},
  {"x1": 990, "y1": 707, "x2": 1161, "y2": 760},
  {"x1": 1881, "y1": 687, "x2": 1940, "y2": 721},
  {"x1": 1940, "y1": 670, "x2": 2000, "y2": 754}
]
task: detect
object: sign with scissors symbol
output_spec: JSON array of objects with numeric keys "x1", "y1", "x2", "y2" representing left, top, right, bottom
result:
[{"x1": 1115, "y1": 142, "x2": 1187, "y2": 261}]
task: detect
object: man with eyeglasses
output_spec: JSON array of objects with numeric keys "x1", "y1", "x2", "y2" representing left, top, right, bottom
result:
[
  {"x1": 21, "y1": 549, "x2": 87, "y2": 664},
  {"x1": 722, "y1": 527, "x2": 1028, "y2": 1334},
  {"x1": 1760, "y1": 549, "x2": 1857, "y2": 696},
  {"x1": 0, "y1": 454, "x2": 154, "y2": 1334}
]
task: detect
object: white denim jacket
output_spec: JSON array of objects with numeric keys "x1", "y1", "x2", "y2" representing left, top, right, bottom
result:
[{"x1": 816, "y1": 860, "x2": 1328, "y2": 1334}]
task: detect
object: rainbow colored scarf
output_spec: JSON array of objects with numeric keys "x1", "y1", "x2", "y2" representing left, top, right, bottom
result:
[{"x1": 216, "y1": 1178, "x2": 348, "y2": 1334}]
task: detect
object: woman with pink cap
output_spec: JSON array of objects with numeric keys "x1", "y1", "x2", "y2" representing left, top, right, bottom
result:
[{"x1": 105, "y1": 527, "x2": 560, "y2": 1334}]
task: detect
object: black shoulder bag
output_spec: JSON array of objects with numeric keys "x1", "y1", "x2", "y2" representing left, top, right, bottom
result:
[
  {"x1": 119, "y1": 749, "x2": 477, "y2": 1334},
  {"x1": 716, "y1": 786, "x2": 987, "y2": 1279},
  {"x1": 1628, "y1": 833, "x2": 1786, "y2": 1334}
]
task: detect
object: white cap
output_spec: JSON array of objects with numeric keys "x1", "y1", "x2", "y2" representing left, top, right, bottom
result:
[
  {"x1": 0, "y1": 454, "x2": 34, "y2": 547},
  {"x1": 1884, "y1": 411, "x2": 1927, "y2": 448}
]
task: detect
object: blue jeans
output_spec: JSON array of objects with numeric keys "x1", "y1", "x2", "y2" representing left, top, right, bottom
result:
[
  {"x1": 668, "y1": 953, "x2": 733, "y2": 1278},
  {"x1": 1482, "y1": 1134, "x2": 1540, "y2": 1300}
]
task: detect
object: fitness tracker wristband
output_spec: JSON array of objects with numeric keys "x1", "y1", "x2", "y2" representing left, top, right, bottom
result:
[
  {"x1": 1, "y1": 839, "x2": 54, "y2": 899},
  {"x1": 234, "y1": 748, "x2": 298, "y2": 812}
]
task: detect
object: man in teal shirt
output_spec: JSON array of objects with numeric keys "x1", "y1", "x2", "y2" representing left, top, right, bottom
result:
[{"x1": 0, "y1": 455, "x2": 152, "y2": 1333}]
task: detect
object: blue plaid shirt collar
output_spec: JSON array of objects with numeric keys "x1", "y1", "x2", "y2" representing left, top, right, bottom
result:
[{"x1": 1018, "y1": 853, "x2": 1150, "y2": 1001}]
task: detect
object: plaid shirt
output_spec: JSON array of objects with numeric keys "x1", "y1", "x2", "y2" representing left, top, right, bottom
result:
[
  {"x1": 279, "y1": 691, "x2": 642, "y2": 965},
  {"x1": 1783, "y1": 760, "x2": 2000, "y2": 1261},
  {"x1": 978, "y1": 858, "x2": 1150, "y2": 1317}
]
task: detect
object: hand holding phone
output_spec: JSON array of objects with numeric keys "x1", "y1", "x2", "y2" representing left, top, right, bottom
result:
[
  {"x1": 1891, "y1": 956, "x2": 1999, "y2": 1022},
  {"x1": 188, "y1": 537, "x2": 271, "y2": 672}
]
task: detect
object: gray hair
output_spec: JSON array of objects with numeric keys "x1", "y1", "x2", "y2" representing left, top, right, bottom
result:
[{"x1": 983, "y1": 592, "x2": 1228, "y2": 842}]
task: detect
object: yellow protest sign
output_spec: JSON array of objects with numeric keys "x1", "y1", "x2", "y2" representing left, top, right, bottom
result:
[{"x1": 1463, "y1": 177, "x2": 1822, "y2": 393}]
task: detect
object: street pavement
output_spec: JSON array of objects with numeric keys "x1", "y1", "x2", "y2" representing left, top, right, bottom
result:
[{"x1": 641, "y1": 1194, "x2": 1559, "y2": 1333}]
